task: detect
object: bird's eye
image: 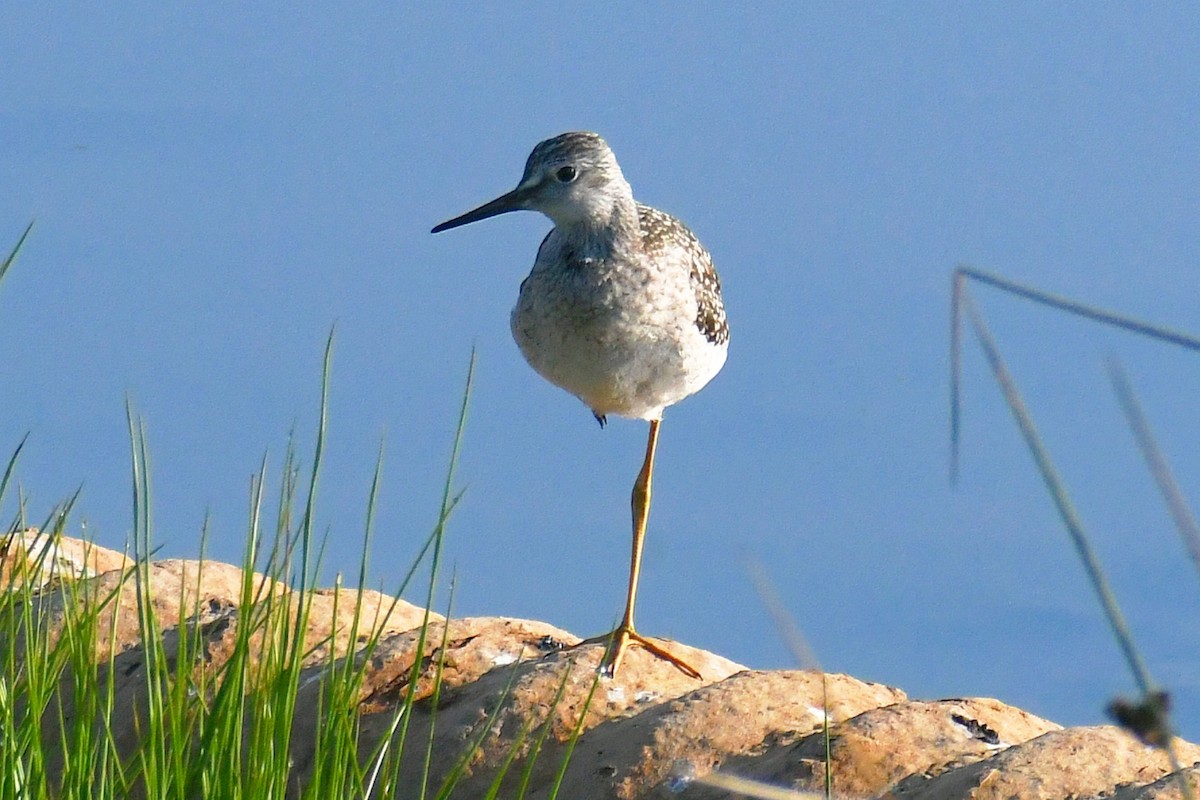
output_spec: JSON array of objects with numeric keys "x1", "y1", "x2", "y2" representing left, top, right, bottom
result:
[{"x1": 555, "y1": 166, "x2": 577, "y2": 183}]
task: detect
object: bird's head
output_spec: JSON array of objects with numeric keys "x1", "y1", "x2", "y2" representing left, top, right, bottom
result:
[{"x1": 432, "y1": 131, "x2": 633, "y2": 234}]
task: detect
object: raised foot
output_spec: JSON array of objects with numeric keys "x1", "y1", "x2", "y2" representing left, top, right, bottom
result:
[{"x1": 578, "y1": 626, "x2": 703, "y2": 680}]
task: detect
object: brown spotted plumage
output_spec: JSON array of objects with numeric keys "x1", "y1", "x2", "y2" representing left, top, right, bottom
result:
[{"x1": 637, "y1": 204, "x2": 728, "y2": 347}]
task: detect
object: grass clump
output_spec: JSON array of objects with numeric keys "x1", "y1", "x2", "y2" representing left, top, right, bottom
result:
[{"x1": 0, "y1": 332, "x2": 587, "y2": 798}]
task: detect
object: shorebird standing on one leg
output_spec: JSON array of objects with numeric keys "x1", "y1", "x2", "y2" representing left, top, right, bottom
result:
[{"x1": 432, "y1": 131, "x2": 729, "y2": 679}]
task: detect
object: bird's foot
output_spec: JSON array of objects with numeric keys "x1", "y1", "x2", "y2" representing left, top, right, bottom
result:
[{"x1": 579, "y1": 625, "x2": 702, "y2": 680}]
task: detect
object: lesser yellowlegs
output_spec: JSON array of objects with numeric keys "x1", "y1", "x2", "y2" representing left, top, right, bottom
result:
[{"x1": 432, "y1": 131, "x2": 729, "y2": 679}]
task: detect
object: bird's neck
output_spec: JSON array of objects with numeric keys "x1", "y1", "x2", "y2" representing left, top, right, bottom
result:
[{"x1": 557, "y1": 195, "x2": 641, "y2": 259}]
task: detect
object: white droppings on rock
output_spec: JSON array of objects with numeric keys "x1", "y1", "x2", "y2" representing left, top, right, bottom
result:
[{"x1": 806, "y1": 705, "x2": 831, "y2": 722}]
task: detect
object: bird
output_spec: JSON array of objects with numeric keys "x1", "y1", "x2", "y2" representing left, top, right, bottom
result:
[{"x1": 431, "y1": 131, "x2": 728, "y2": 679}]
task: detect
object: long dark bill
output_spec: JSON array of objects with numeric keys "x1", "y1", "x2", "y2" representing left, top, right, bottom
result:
[{"x1": 431, "y1": 186, "x2": 531, "y2": 233}]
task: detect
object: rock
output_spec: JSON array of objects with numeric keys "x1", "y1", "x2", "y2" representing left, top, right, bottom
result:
[
  {"x1": 4, "y1": 552, "x2": 436, "y2": 664},
  {"x1": 684, "y1": 696, "x2": 1059, "y2": 798},
  {"x1": 1111, "y1": 764, "x2": 1200, "y2": 800},
  {"x1": 7, "y1": 535, "x2": 1200, "y2": 800},
  {"x1": 890, "y1": 725, "x2": 1200, "y2": 800},
  {"x1": 330, "y1": 620, "x2": 747, "y2": 798},
  {"x1": 557, "y1": 669, "x2": 906, "y2": 800},
  {"x1": 1, "y1": 527, "x2": 132, "y2": 588}
]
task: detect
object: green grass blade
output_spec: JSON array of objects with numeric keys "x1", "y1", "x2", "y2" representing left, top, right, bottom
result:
[
  {"x1": 544, "y1": 662, "x2": 602, "y2": 800},
  {"x1": 418, "y1": 573, "x2": 458, "y2": 800},
  {"x1": 1107, "y1": 359, "x2": 1200, "y2": 579},
  {"x1": 297, "y1": 328, "x2": 334, "y2": 601},
  {"x1": 0, "y1": 434, "x2": 29, "y2": 513},
  {"x1": 747, "y1": 559, "x2": 831, "y2": 798},
  {"x1": 950, "y1": 266, "x2": 1200, "y2": 484},
  {"x1": 957, "y1": 265, "x2": 1200, "y2": 353},
  {"x1": 960, "y1": 289, "x2": 1153, "y2": 689},
  {"x1": 433, "y1": 658, "x2": 525, "y2": 798},
  {"x1": 949, "y1": 270, "x2": 965, "y2": 483},
  {"x1": 387, "y1": 351, "x2": 475, "y2": 791},
  {"x1": 0, "y1": 221, "x2": 34, "y2": 290},
  {"x1": 961, "y1": 287, "x2": 1197, "y2": 799},
  {"x1": 512, "y1": 654, "x2": 577, "y2": 799}
]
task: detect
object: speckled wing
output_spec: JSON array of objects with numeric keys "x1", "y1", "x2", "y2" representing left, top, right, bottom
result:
[
  {"x1": 688, "y1": 245, "x2": 728, "y2": 346},
  {"x1": 637, "y1": 204, "x2": 729, "y2": 346}
]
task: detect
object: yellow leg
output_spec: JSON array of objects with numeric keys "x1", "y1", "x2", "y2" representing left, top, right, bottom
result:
[{"x1": 582, "y1": 419, "x2": 702, "y2": 680}]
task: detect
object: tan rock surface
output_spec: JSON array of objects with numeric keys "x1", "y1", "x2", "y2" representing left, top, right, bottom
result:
[
  {"x1": 1112, "y1": 764, "x2": 1200, "y2": 800},
  {"x1": 558, "y1": 669, "x2": 906, "y2": 800},
  {"x1": 1, "y1": 527, "x2": 132, "y2": 587},
  {"x1": 318, "y1": 617, "x2": 750, "y2": 798},
  {"x1": 8, "y1": 555, "x2": 435, "y2": 664},
  {"x1": 891, "y1": 725, "x2": 1200, "y2": 800},
  {"x1": 686, "y1": 696, "x2": 1060, "y2": 798}
]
